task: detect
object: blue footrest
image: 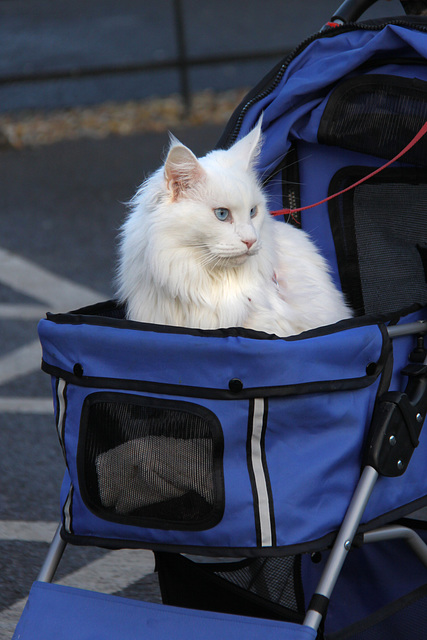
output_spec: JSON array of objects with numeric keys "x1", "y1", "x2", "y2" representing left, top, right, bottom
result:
[{"x1": 13, "y1": 581, "x2": 316, "y2": 640}]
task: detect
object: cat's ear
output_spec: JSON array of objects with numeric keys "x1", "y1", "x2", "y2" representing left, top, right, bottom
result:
[
  {"x1": 228, "y1": 116, "x2": 263, "y2": 170},
  {"x1": 164, "y1": 138, "x2": 205, "y2": 201}
]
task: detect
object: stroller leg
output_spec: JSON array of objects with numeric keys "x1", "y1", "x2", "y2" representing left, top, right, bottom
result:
[
  {"x1": 37, "y1": 524, "x2": 67, "y2": 583},
  {"x1": 303, "y1": 466, "x2": 379, "y2": 631},
  {"x1": 363, "y1": 524, "x2": 427, "y2": 567}
]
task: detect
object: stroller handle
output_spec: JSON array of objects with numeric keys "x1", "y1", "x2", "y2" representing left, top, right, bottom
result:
[{"x1": 331, "y1": 0, "x2": 415, "y2": 23}]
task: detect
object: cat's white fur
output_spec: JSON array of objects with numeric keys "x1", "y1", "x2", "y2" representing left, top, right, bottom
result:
[{"x1": 117, "y1": 121, "x2": 352, "y2": 336}]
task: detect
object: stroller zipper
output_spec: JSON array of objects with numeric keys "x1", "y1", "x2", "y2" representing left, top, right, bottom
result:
[{"x1": 222, "y1": 18, "x2": 427, "y2": 147}]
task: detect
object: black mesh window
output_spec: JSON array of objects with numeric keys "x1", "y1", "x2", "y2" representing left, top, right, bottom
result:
[
  {"x1": 78, "y1": 393, "x2": 224, "y2": 530},
  {"x1": 328, "y1": 167, "x2": 427, "y2": 316},
  {"x1": 318, "y1": 74, "x2": 427, "y2": 166}
]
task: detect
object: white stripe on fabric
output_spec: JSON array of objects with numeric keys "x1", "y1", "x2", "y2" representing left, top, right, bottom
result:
[
  {"x1": 56, "y1": 378, "x2": 67, "y2": 455},
  {"x1": 56, "y1": 379, "x2": 73, "y2": 534},
  {"x1": 251, "y1": 398, "x2": 272, "y2": 547},
  {"x1": 63, "y1": 486, "x2": 73, "y2": 535}
]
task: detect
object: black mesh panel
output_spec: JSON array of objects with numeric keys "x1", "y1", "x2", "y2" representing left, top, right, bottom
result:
[
  {"x1": 213, "y1": 555, "x2": 304, "y2": 614},
  {"x1": 155, "y1": 552, "x2": 305, "y2": 623},
  {"x1": 353, "y1": 182, "x2": 427, "y2": 315},
  {"x1": 78, "y1": 393, "x2": 224, "y2": 530},
  {"x1": 319, "y1": 74, "x2": 427, "y2": 166},
  {"x1": 329, "y1": 167, "x2": 427, "y2": 316}
]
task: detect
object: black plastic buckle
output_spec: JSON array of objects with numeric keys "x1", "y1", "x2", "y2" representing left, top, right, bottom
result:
[{"x1": 364, "y1": 363, "x2": 427, "y2": 477}]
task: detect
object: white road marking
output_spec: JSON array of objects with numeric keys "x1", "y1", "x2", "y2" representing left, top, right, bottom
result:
[
  {"x1": 0, "y1": 247, "x2": 102, "y2": 310},
  {"x1": 0, "y1": 520, "x2": 58, "y2": 542},
  {"x1": 0, "y1": 340, "x2": 42, "y2": 386},
  {"x1": 0, "y1": 520, "x2": 156, "y2": 639},
  {"x1": 0, "y1": 304, "x2": 49, "y2": 320},
  {"x1": 59, "y1": 548, "x2": 155, "y2": 594},
  {"x1": 0, "y1": 248, "x2": 105, "y2": 404},
  {"x1": 0, "y1": 397, "x2": 53, "y2": 413}
]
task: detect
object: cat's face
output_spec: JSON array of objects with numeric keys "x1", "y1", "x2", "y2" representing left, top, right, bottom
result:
[{"x1": 161, "y1": 121, "x2": 267, "y2": 270}]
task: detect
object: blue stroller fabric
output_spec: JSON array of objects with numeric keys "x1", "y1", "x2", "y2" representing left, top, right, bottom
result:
[
  {"x1": 38, "y1": 304, "x2": 427, "y2": 554},
  {"x1": 12, "y1": 581, "x2": 317, "y2": 640}
]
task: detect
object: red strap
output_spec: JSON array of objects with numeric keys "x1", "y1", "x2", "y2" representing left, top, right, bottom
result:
[{"x1": 271, "y1": 121, "x2": 427, "y2": 219}]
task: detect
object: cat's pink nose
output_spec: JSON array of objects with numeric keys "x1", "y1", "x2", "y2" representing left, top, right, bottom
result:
[{"x1": 243, "y1": 238, "x2": 256, "y2": 250}]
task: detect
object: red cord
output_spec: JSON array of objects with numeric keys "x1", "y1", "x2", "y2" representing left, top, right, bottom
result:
[{"x1": 271, "y1": 121, "x2": 427, "y2": 219}]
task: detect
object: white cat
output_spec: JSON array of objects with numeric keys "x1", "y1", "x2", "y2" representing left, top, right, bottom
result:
[{"x1": 116, "y1": 121, "x2": 352, "y2": 336}]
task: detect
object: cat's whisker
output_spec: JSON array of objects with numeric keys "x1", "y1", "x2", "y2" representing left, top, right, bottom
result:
[
  {"x1": 194, "y1": 250, "x2": 220, "y2": 270},
  {"x1": 259, "y1": 152, "x2": 312, "y2": 184}
]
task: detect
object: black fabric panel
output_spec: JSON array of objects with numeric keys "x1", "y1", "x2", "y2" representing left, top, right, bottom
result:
[{"x1": 328, "y1": 167, "x2": 427, "y2": 316}]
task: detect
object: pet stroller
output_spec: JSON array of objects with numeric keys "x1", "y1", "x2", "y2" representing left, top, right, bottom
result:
[{"x1": 12, "y1": 1, "x2": 427, "y2": 638}]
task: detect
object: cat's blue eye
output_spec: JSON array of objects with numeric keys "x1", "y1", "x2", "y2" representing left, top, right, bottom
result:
[
  {"x1": 250, "y1": 206, "x2": 258, "y2": 218},
  {"x1": 214, "y1": 208, "x2": 230, "y2": 221}
]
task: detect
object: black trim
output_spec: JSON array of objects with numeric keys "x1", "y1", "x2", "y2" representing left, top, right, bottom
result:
[
  {"x1": 357, "y1": 493, "x2": 427, "y2": 535},
  {"x1": 44, "y1": 299, "x2": 422, "y2": 342},
  {"x1": 328, "y1": 168, "x2": 364, "y2": 315},
  {"x1": 308, "y1": 593, "x2": 329, "y2": 617},
  {"x1": 45, "y1": 300, "x2": 362, "y2": 343},
  {"x1": 46, "y1": 301, "x2": 291, "y2": 342},
  {"x1": 76, "y1": 392, "x2": 225, "y2": 532},
  {"x1": 59, "y1": 490, "x2": 427, "y2": 555},
  {"x1": 399, "y1": 516, "x2": 427, "y2": 530},
  {"x1": 246, "y1": 400, "x2": 260, "y2": 545},
  {"x1": 59, "y1": 525, "x2": 339, "y2": 556},
  {"x1": 41, "y1": 318, "x2": 392, "y2": 401},
  {"x1": 416, "y1": 243, "x2": 427, "y2": 283},
  {"x1": 41, "y1": 357, "x2": 387, "y2": 401}
]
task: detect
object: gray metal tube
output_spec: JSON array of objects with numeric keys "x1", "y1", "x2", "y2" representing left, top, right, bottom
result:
[
  {"x1": 387, "y1": 321, "x2": 427, "y2": 338},
  {"x1": 37, "y1": 524, "x2": 67, "y2": 583},
  {"x1": 303, "y1": 466, "x2": 379, "y2": 630},
  {"x1": 363, "y1": 524, "x2": 427, "y2": 567}
]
